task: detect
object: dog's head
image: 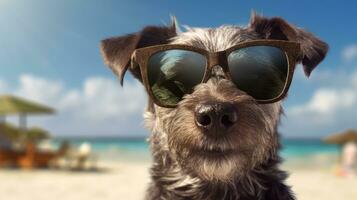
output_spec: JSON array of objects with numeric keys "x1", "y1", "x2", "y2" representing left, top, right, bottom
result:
[{"x1": 100, "y1": 13, "x2": 328, "y2": 182}]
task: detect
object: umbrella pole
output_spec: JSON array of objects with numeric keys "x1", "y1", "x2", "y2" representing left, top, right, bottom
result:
[
  {"x1": 0, "y1": 115, "x2": 5, "y2": 124},
  {"x1": 19, "y1": 113, "x2": 27, "y2": 132},
  {"x1": 18, "y1": 113, "x2": 28, "y2": 143}
]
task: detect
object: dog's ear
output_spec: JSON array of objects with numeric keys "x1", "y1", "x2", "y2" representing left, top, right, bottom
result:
[
  {"x1": 248, "y1": 12, "x2": 328, "y2": 77},
  {"x1": 100, "y1": 21, "x2": 177, "y2": 85}
]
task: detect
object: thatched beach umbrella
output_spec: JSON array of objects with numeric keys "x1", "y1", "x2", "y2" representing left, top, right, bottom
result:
[
  {"x1": 0, "y1": 95, "x2": 55, "y2": 131},
  {"x1": 323, "y1": 130, "x2": 357, "y2": 145},
  {"x1": 323, "y1": 129, "x2": 357, "y2": 166},
  {"x1": 324, "y1": 130, "x2": 357, "y2": 177}
]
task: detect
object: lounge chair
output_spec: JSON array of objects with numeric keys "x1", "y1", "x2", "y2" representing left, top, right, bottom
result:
[
  {"x1": 58, "y1": 142, "x2": 98, "y2": 170},
  {"x1": 16, "y1": 141, "x2": 70, "y2": 169}
]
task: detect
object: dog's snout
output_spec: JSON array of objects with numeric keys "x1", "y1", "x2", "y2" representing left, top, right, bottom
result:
[{"x1": 195, "y1": 102, "x2": 238, "y2": 134}]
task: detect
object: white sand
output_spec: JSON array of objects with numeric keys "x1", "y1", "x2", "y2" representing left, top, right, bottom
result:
[
  {"x1": 0, "y1": 161, "x2": 356, "y2": 200},
  {"x1": 287, "y1": 169, "x2": 357, "y2": 200},
  {"x1": 0, "y1": 162, "x2": 150, "y2": 200}
]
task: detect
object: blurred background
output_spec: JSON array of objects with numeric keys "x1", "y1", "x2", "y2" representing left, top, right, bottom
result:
[{"x1": 0, "y1": 0, "x2": 357, "y2": 199}]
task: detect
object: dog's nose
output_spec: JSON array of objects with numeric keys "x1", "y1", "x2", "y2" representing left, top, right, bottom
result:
[{"x1": 195, "y1": 102, "x2": 238, "y2": 132}]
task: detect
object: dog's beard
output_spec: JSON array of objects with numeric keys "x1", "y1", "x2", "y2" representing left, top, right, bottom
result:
[
  {"x1": 167, "y1": 115, "x2": 271, "y2": 182},
  {"x1": 201, "y1": 157, "x2": 240, "y2": 181},
  {"x1": 165, "y1": 108, "x2": 278, "y2": 182},
  {"x1": 175, "y1": 146, "x2": 252, "y2": 182},
  {"x1": 170, "y1": 125, "x2": 273, "y2": 182}
]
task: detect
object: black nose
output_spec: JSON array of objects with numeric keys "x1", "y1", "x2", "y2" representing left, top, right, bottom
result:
[{"x1": 195, "y1": 102, "x2": 238, "y2": 132}]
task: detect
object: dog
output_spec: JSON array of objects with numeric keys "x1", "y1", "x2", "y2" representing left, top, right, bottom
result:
[{"x1": 100, "y1": 13, "x2": 328, "y2": 200}]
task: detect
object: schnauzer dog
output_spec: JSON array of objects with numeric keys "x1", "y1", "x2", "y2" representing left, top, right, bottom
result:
[{"x1": 100, "y1": 13, "x2": 328, "y2": 200}]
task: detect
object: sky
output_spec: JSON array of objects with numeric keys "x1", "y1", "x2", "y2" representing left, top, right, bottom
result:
[{"x1": 0, "y1": 0, "x2": 357, "y2": 138}]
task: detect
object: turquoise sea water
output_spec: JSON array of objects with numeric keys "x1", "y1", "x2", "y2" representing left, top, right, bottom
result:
[
  {"x1": 52, "y1": 138, "x2": 341, "y2": 163},
  {"x1": 281, "y1": 139, "x2": 340, "y2": 157}
]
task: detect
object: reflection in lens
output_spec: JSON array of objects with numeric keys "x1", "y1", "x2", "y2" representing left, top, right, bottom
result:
[
  {"x1": 227, "y1": 46, "x2": 288, "y2": 101},
  {"x1": 147, "y1": 49, "x2": 206, "y2": 106}
]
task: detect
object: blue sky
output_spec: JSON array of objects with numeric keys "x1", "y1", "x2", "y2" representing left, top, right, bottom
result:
[{"x1": 1, "y1": 0, "x2": 357, "y2": 138}]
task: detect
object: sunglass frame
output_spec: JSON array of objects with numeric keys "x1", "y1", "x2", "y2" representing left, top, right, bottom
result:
[{"x1": 131, "y1": 39, "x2": 301, "y2": 108}]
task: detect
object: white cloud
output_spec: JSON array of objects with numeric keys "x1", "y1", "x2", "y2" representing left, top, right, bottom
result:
[
  {"x1": 290, "y1": 89, "x2": 356, "y2": 115},
  {"x1": 282, "y1": 69, "x2": 357, "y2": 136},
  {"x1": 59, "y1": 77, "x2": 146, "y2": 121},
  {"x1": 15, "y1": 74, "x2": 64, "y2": 105},
  {"x1": 1, "y1": 74, "x2": 147, "y2": 137},
  {"x1": 342, "y1": 44, "x2": 357, "y2": 62}
]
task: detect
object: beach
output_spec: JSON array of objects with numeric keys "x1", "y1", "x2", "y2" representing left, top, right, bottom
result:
[
  {"x1": 0, "y1": 160, "x2": 357, "y2": 200},
  {"x1": 287, "y1": 168, "x2": 357, "y2": 200},
  {"x1": 0, "y1": 139, "x2": 356, "y2": 199},
  {"x1": 0, "y1": 161, "x2": 150, "y2": 200}
]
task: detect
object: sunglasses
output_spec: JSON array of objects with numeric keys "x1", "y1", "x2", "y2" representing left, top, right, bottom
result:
[{"x1": 131, "y1": 40, "x2": 301, "y2": 108}]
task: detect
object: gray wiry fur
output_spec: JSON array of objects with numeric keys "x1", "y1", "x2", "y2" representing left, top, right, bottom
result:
[
  {"x1": 144, "y1": 26, "x2": 287, "y2": 200},
  {"x1": 100, "y1": 13, "x2": 328, "y2": 200}
]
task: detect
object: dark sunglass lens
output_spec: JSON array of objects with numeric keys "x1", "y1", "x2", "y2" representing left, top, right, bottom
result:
[
  {"x1": 227, "y1": 46, "x2": 289, "y2": 101},
  {"x1": 147, "y1": 49, "x2": 206, "y2": 106}
]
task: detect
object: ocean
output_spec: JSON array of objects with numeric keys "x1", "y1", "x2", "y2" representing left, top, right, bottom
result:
[{"x1": 52, "y1": 137, "x2": 341, "y2": 164}]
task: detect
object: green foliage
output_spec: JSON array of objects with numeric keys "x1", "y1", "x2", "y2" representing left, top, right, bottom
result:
[
  {"x1": 0, "y1": 123, "x2": 50, "y2": 142},
  {"x1": 26, "y1": 127, "x2": 50, "y2": 141},
  {"x1": 0, "y1": 123, "x2": 22, "y2": 140}
]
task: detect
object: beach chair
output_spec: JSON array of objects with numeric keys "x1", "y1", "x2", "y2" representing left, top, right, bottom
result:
[
  {"x1": 0, "y1": 125, "x2": 22, "y2": 167},
  {"x1": 16, "y1": 141, "x2": 71, "y2": 169},
  {"x1": 0, "y1": 148, "x2": 22, "y2": 167},
  {"x1": 62, "y1": 142, "x2": 98, "y2": 170}
]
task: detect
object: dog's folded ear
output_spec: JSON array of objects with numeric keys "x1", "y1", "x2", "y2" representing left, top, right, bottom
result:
[
  {"x1": 100, "y1": 21, "x2": 177, "y2": 85},
  {"x1": 248, "y1": 12, "x2": 328, "y2": 77}
]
